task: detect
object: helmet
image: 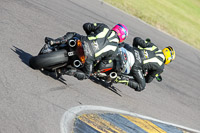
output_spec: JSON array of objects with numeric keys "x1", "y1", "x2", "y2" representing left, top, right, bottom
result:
[
  {"x1": 162, "y1": 46, "x2": 175, "y2": 65},
  {"x1": 112, "y1": 23, "x2": 128, "y2": 43}
]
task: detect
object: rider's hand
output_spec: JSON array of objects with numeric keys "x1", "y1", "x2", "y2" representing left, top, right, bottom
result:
[
  {"x1": 155, "y1": 74, "x2": 162, "y2": 82},
  {"x1": 145, "y1": 38, "x2": 151, "y2": 43}
]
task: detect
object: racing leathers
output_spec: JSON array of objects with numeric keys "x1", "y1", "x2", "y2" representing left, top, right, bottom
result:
[
  {"x1": 133, "y1": 37, "x2": 165, "y2": 83},
  {"x1": 116, "y1": 37, "x2": 165, "y2": 92},
  {"x1": 46, "y1": 23, "x2": 120, "y2": 80},
  {"x1": 116, "y1": 43, "x2": 145, "y2": 92}
]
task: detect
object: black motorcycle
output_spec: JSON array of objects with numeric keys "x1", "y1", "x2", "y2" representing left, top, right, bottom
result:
[
  {"x1": 29, "y1": 37, "x2": 121, "y2": 81},
  {"x1": 29, "y1": 37, "x2": 86, "y2": 77}
]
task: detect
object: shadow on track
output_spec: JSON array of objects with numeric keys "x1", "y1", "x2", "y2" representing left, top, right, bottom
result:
[
  {"x1": 11, "y1": 46, "x2": 33, "y2": 67},
  {"x1": 11, "y1": 46, "x2": 67, "y2": 85},
  {"x1": 89, "y1": 76, "x2": 122, "y2": 97}
]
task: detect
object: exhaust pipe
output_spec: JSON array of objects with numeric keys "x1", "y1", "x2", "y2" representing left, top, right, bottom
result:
[
  {"x1": 105, "y1": 72, "x2": 118, "y2": 82},
  {"x1": 69, "y1": 40, "x2": 76, "y2": 47},
  {"x1": 73, "y1": 60, "x2": 82, "y2": 68},
  {"x1": 109, "y1": 72, "x2": 117, "y2": 79}
]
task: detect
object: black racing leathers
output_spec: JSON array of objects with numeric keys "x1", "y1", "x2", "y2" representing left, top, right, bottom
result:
[
  {"x1": 133, "y1": 37, "x2": 165, "y2": 84},
  {"x1": 53, "y1": 23, "x2": 120, "y2": 79},
  {"x1": 120, "y1": 37, "x2": 165, "y2": 92},
  {"x1": 122, "y1": 43, "x2": 146, "y2": 92},
  {"x1": 82, "y1": 23, "x2": 120, "y2": 77}
]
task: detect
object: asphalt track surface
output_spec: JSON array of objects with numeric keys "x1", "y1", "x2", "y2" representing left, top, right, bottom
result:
[{"x1": 0, "y1": 0, "x2": 200, "y2": 133}]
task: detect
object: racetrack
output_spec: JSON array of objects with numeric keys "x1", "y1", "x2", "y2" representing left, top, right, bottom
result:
[{"x1": 0, "y1": 0, "x2": 200, "y2": 133}]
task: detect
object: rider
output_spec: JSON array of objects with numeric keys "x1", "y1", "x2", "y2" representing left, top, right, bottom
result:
[
  {"x1": 45, "y1": 22, "x2": 128, "y2": 80},
  {"x1": 115, "y1": 37, "x2": 175, "y2": 92}
]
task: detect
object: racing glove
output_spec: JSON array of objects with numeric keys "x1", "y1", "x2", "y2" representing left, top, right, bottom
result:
[
  {"x1": 155, "y1": 74, "x2": 162, "y2": 82},
  {"x1": 145, "y1": 38, "x2": 151, "y2": 43}
]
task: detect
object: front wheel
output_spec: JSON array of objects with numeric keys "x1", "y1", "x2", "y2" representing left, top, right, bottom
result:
[{"x1": 29, "y1": 49, "x2": 68, "y2": 69}]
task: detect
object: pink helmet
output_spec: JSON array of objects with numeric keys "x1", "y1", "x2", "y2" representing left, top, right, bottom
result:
[{"x1": 112, "y1": 23, "x2": 128, "y2": 43}]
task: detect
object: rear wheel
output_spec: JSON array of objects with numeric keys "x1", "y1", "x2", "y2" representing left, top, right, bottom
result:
[{"x1": 29, "y1": 49, "x2": 68, "y2": 69}]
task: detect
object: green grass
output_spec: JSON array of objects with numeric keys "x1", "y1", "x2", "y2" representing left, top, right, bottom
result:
[{"x1": 104, "y1": 0, "x2": 200, "y2": 50}]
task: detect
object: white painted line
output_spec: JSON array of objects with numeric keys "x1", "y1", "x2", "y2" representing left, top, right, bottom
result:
[{"x1": 60, "y1": 105, "x2": 200, "y2": 133}]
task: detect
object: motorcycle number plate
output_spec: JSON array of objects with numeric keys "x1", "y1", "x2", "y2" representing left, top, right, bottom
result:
[{"x1": 68, "y1": 51, "x2": 74, "y2": 56}]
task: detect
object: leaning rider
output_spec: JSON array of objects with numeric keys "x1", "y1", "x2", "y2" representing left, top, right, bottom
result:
[
  {"x1": 115, "y1": 37, "x2": 175, "y2": 92},
  {"x1": 45, "y1": 22, "x2": 128, "y2": 80}
]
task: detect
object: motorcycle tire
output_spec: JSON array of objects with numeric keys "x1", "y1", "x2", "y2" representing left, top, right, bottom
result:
[{"x1": 29, "y1": 49, "x2": 68, "y2": 69}]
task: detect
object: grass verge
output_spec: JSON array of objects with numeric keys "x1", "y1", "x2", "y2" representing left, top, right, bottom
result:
[{"x1": 104, "y1": 0, "x2": 200, "y2": 50}]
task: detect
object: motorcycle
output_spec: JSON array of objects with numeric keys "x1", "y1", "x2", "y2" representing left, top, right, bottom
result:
[
  {"x1": 29, "y1": 36, "x2": 121, "y2": 82},
  {"x1": 92, "y1": 46, "x2": 152, "y2": 84},
  {"x1": 92, "y1": 57, "x2": 121, "y2": 84},
  {"x1": 29, "y1": 36, "x2": 153, "y2": 85},
  {"x1": 29, "y1": 37, "x2": 86, "y2": 77},
  {"x1": 92, "y1": 47, "x2": 137, "y2": 84}
]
